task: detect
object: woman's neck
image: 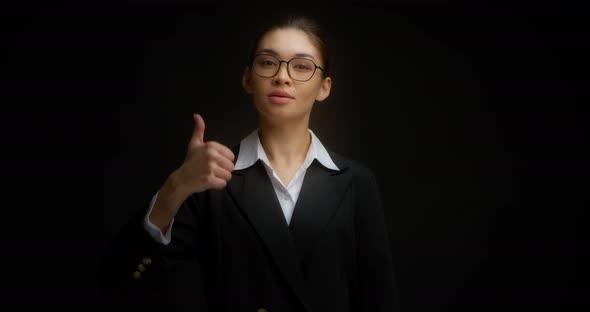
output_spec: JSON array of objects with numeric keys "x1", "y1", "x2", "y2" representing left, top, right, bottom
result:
[{"x1": 258, "y1": 117, "x2": 311, "y2": 167}]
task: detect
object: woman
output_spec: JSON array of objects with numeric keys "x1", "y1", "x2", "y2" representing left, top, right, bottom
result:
[{"x1": 100, "y1": 15, "x2": 400, "y2": 312}]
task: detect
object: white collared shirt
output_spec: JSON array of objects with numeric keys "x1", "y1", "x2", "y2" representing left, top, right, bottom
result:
[{"x1": 144, "y1": 128, "x2": 339, "y2": 245}]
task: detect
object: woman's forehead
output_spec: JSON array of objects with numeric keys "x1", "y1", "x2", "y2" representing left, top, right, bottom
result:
[{"x1": 256, "y1": 28, "x2": 321, "y2": 60}]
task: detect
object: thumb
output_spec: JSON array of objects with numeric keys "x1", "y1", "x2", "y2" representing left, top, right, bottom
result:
[{"x1": 189, "y1": 113, "x2": 205, "y2": 146}]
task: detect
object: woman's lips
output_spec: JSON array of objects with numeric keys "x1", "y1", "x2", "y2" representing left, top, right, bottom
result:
[
  {"x1": 268, "y1": 95, "x2": 293, "y2": 104},
  {"x1": 267, "y1": 90, "x2": 294, "y2": 104},
  {"x1": 268, "y1": 90, "x2": 294, "y2": 98}
]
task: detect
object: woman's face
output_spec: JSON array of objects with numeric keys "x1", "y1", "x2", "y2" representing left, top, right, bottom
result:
[{"x1": 242, "y1": 27, "x2": 331, "y2": 124}]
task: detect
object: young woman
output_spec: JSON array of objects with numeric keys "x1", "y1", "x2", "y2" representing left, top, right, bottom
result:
[{"x1": 100, "y1": 15, "x2": 400, "y2": 312}]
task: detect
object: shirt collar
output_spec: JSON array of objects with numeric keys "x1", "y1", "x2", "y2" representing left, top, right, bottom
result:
[{"x1": 234, "y1": 128, "x2": 340, "y2": 172}]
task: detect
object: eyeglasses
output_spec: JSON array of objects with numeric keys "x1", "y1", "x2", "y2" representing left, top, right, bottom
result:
[{"x1": 251, "y1": 54, "x2": 326, "y2": 82}]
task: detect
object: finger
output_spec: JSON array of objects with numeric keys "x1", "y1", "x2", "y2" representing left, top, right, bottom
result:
[
  {"x1": 207, "y1": 141, "x2": 235, "y2": 161},
  {"x1": 213, "y1": 153, "x2": 235, "y2": 172},
  {"x1": 208, "y1": 175, "x2": 228, "y2": 190},
  {"x1": 189, "y1": 113, "x2": 205, "y2": 146},
  {"x1": 213, "y1": 166, "x2": 232, "y2": 181}
]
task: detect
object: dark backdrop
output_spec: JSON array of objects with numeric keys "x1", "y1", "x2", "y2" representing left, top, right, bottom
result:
[{"x1": 5, "y1": 2, "x2": 585, "y2": 311}]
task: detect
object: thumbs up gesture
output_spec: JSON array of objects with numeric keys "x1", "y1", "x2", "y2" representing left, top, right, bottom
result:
[
  {"x1": 148, "y1": 113, "x2": 235, "y2": 232},
  {"x1": 176, "y1": 113, "x2": 236, "y2": 195}
]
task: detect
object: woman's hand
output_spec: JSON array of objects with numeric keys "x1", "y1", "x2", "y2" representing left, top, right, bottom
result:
[
  {"x1": 175, "y1": 113, "x2": 235, "y2": 197},
  {"x1": 149, "y1": 113, "x2": 235, "y2": 231}
]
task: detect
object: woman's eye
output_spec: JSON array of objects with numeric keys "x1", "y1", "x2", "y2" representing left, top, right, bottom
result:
[
  {"x1": 293, "y1": 63, "x2": 312, "y2": 71},
  {"x1": 258, "y1": 60, "x2": 276, "y2": 67}
]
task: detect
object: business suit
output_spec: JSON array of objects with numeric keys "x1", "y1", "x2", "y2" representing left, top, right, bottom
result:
[{"x1": 98, "y1": 145, "x2": 400, "y2": 312}]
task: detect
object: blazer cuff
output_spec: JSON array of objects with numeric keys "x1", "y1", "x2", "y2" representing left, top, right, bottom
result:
[{"x1": 142, "y1": 191, "x2": 174, "y2": 245}]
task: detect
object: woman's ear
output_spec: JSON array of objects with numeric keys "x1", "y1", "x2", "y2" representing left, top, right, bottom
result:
[
  {"x1": 242, "y1": 66, "x2": 253, "y2": 94},
  {"x1": 315, "y1": 76, "x2": 332, "y2": 102}
]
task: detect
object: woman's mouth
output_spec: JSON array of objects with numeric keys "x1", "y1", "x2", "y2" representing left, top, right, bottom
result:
[{"x1": 268, "y1": 90, "x2": 294, "y2": 104}]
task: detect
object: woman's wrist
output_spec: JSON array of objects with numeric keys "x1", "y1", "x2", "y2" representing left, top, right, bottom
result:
[{"x1": 149, "y1": 170, "x2": 188, "y2": 230}]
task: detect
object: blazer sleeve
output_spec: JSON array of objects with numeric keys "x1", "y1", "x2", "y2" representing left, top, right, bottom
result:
[
  {"x1": 353, "y1": 167, "x2": 401, "y2": 312},
  {"x1": 97, "y1": 192, "x2": 207, "y2": 307}
]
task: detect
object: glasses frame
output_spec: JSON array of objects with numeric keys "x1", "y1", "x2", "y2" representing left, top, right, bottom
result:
[{"x1": 250, "y1": 53, "x2": 326, "y2": 82}]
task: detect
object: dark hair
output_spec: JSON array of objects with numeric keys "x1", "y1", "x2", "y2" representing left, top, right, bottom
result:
[{"x1": 247, "y1": 15, "x2": 331, "y2": 77}]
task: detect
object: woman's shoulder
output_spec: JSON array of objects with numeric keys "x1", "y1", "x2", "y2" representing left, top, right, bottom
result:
[{"x1": 326, "y1": 149, "x2": 377, "y2": 182}]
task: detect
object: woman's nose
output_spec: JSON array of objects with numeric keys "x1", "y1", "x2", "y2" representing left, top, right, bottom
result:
[{"x1": 273, "y1": 62, "x2": 292, "y2": 85}]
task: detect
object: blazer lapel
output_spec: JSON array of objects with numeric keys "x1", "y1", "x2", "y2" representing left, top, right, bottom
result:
[
  {"x1": 226, "y1": 160, "x2": 312, "y2": 312},
  {"x1": 288, "y1": 158, "x2": 352, "y2": 262}
]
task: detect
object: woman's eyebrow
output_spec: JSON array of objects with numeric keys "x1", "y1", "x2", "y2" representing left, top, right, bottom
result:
[{"x1": 258, "y1": 48, "x2": 317, "y2": 61}]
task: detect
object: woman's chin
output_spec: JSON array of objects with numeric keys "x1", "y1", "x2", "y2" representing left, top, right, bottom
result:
[
  {"x1": 254, "y1": 99, "x2": 311, "y2": 122},
  {"x1": 256, "y1": 107, "x2": 304, "y2": 124}
]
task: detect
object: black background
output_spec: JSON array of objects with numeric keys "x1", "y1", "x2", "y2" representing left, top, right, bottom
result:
[{"x1": 4, "y1": 1, "x2": 585, "y2": 311}]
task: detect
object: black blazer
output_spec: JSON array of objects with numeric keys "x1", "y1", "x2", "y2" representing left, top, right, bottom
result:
[{"x1": 99, "y1": 145, "x2": 400, "y2": 312}]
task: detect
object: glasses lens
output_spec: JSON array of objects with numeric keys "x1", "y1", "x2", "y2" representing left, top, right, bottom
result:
[
  {"x1": 288, "y1": 58, "x2": 316, "y2": 81},
  {"x1": 253, "y1": 55, "x2": 279, "y2": 77}
]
